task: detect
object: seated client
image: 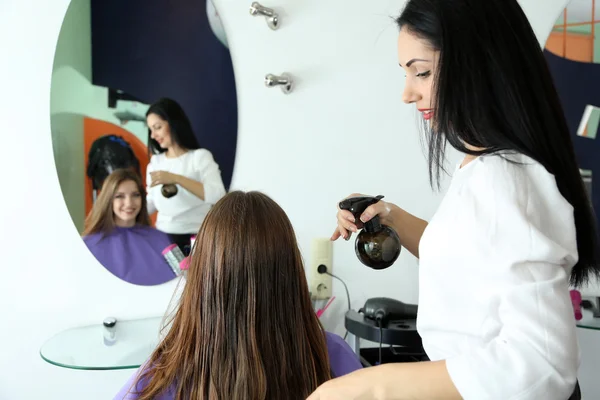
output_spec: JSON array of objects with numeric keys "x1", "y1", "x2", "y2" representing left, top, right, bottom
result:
[
  {"x1": 115, "y1": 190, "x2": 362, "y2": 399},
  {"x1": 83, "y1": 168, "x2": 175, "y2": 285}
]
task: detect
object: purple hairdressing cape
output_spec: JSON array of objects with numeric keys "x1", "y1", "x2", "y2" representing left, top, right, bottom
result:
[
  {"x1": 114, "y1": 331, "x2": 362, "y2": 399},
  {"x1": 83, "y1": 225, "x2": 175, "y2": 285}
]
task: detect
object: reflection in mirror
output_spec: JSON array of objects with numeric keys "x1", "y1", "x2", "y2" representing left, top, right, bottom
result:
[
  {"x1": 543, "y1": 0, "x2": 600, "y2": 289},
  {"x1": 51, "y1": 0, "x2": 236, "y2": 286},
  {"x1": 544, "y1": 0, "x2": 600, "y2": 139},
  {"x1": 577, "y1": 105, "x2": 600, "y2": 138},
  {"x1": 82, "y1": 169, "x2": 176, "y2": 285}
]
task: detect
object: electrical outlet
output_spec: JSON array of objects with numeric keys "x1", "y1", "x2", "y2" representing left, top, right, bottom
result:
[{"x1": 310, "y1": 238, "x2": 333, "y2": 300}]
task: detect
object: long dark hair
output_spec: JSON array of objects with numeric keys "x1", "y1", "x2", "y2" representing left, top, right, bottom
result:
[
  {"x1": 396, "y1": 0, "x2": 599, "y2": 287},
  {"x1": 132, "y1": 191, "x2": 331, "y2": 400},
  {"x1": 146, "y1": 97, "x2": 200, "y2": 156}
]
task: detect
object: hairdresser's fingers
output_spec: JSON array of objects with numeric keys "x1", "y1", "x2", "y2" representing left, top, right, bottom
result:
[
  {"x1": 330, "y1": 228, "x2": 342, "y2": 241},
  {"x1": 333, "y1": 217, "x2": 353, "y2": 242},
  {"x1": 332, "y1": 193, "x2": 367, "y2": 241},
  {"x1": 337, "y1": 210, "x2": 358, "y2": 233},
  {"x1": 334, "y1": 193, "x2": 364, "y2": 240},
  {"x1": 333, "y1": 222, "x2": 351, "y2": 242},
  {"x1": 339, "y1": 209, "x2": 356, "y2": 224},
  {"x1": 360, "y1": 201, "x2": 390, "y2": 223},
  {"x1": 339, "y1": 209, "x2": 364, "y2": 230}
]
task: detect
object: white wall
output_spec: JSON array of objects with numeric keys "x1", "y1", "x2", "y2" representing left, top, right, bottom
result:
[{"x1": 1, "y1": 0, "x2": 596, "y2": 399}]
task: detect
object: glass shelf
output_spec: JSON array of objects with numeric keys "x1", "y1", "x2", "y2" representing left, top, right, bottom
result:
[
  {"x1": 40, "y1": 312, "x2": 598, "y2": 371},
  {"x1": 40, "y1": 316, "x2": 163, "y2": 370},
  {"x1": 577, "y1": 315, "x2": 600, "y2": 331}
]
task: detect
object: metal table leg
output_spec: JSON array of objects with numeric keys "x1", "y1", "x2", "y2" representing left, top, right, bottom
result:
[{"x1": 347, "y1": 331, "x2": 360, "y2": 357}]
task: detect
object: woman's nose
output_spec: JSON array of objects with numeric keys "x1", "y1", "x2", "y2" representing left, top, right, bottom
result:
[{"x1": 402, "y1": 84, "x2": 421, "y2": 104}]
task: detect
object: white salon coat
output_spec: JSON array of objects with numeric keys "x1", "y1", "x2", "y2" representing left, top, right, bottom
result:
[
  {"x1": 147, "y1": 149, "x2": 226, "y2": 234},
  {"x1": 417, "y1": 152, "x2": 580, "y2": 399}
]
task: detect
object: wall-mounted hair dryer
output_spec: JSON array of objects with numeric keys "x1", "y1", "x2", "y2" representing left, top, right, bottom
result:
[{"x1": 338, "y1": 195, "x2": 401, "y2": 269}]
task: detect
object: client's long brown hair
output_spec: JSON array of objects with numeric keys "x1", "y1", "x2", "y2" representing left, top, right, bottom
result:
[{"x1": 133, "y1": 191, "x2": 331, "y2": 400}]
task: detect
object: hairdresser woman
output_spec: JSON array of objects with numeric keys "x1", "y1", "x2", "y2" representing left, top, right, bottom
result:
[
  {"x1": 146, "y1": 97, "x2": 226, "y2": 255},
  {"x1": 307, "y1": 0, "x2": 596, "y2": 399}
]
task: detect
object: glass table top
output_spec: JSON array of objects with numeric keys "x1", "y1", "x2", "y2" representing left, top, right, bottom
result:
[
  {"x1": 577, "y1": 314, "x2": 600, "y2": 331},
  {"x1": 39, "y1": 309, "x2": 600, "y2": 371},
  {"x1": 40, "y1": 316, "x2": 163, "y2": 370}
]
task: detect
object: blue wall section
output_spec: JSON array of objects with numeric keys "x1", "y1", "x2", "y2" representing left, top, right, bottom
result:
[
  {"x1": 90, "y1": 0, "x2": 237, "y2": 189},
  {"x1": 544, "y1": 49, "x2": 600, "y2": 221}
]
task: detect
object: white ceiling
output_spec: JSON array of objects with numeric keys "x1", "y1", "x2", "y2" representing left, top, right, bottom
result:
[{"x1": 556, "y1": 0, "x2": 599, "y2": 24}]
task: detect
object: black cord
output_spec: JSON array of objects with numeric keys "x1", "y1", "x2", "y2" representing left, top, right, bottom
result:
[
  {"x1": 318, "y1": 265, "x2": 351, "y2": 340},
  {"x1": 377, "y1": 319, "x2": 383, "y2": 366}
]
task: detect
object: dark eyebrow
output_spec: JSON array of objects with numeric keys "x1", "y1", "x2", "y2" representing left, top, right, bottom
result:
[{"x1": 399, "y1": 58, "x2": 430, "y2": 67}]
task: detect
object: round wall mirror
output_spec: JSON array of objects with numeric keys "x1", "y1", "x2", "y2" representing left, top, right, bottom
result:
[{"x1": 50, "y1": 0, "x2": 237, "y2": 286}]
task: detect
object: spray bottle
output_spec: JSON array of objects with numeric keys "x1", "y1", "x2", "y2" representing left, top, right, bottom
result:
[
  {"x1": 161, "y1": 184, "x2": 178, "y2": 198},
  {"x1": 338, "y1": 195, "x2": 401, "y2": 270}
]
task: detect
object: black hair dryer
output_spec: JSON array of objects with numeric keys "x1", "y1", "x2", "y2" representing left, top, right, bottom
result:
[
  {"x1": 360, "y1": 297, "x2": 418, "y2": 325},
  {"x1": 338, "y1": 195, "x2": 401, "y2": 270}
]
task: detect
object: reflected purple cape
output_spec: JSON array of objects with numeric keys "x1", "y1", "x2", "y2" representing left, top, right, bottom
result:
[{"x1": 83, "y1": 225, "x2": 175, "y2": 285}]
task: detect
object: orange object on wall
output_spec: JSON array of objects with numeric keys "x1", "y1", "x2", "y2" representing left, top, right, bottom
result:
[
  {"x1": 545, "y1": 31, "x2": 594, "y2": 63},
  {"x1": 83, "y1": 117, "x2": 157, "y2": 226}
]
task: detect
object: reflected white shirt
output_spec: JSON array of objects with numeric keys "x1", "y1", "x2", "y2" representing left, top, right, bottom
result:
[{"x1": 146, "y1": 149, "x2": 226, "y2": 234}]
